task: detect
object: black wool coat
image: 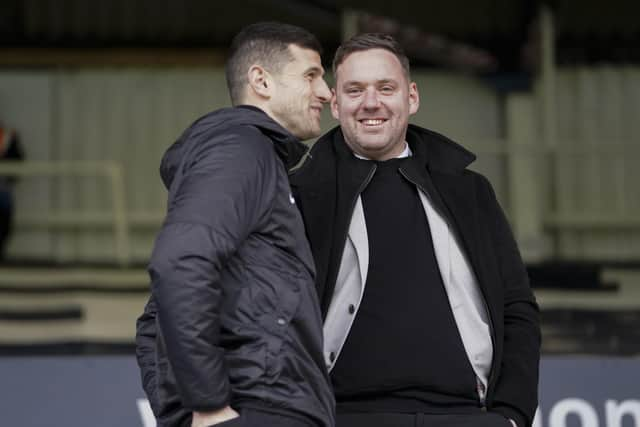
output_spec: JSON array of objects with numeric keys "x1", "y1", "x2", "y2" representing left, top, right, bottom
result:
[{"x1": 290, "y1": 125, "x2": 541, "y2": 427}]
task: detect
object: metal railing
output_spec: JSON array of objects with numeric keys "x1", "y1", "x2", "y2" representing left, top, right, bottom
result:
[
  {"x1": 1, "y1": 143, "x2": 638, "y2": 266},
  {"x1": 0, "y1": 161, "x2": 131, "y2": 266}
]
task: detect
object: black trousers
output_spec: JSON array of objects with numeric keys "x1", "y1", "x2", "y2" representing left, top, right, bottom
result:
[
  {"x1": 337, "y1": 411, "x2": 512, "y2": 427},
  {"x1": 202, "y1": 408, "x2": 318, "y2": 427}
]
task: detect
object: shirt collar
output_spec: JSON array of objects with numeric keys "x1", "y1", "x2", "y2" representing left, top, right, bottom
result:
[{"x1": 353, "y1": 142, "x2": 412, "y2": 160}]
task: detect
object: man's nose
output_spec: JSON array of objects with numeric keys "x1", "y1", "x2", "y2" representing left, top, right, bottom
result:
[
  {"x1": 315, "y1": 79, "x2": 331, "y2": 102},
  {"x1": 362, "y1": 87, "x2": 380, "y2": 109}
]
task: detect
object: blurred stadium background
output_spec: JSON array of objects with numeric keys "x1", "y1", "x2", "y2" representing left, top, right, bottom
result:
[{"x1": 0, "y1": 1, "x2": 638, "y2": 426}]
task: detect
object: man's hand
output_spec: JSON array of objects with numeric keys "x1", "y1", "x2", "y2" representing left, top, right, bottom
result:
[{"x1": 191, "y1": 406, "x2": 239, "y2": 427}]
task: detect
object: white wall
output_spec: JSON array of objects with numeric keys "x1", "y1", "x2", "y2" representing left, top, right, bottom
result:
[
  {"x1": 1, "y1": 66, "x2": 637, "y2": 263},
  {"x1": 553, "y1": 66, "x2": 640, "y2": 260}
]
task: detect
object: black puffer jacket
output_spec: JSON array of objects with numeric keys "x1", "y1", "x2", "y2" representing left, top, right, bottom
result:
[{"x1": 136, "y1": 106, "x2": 334, "y2": 427}]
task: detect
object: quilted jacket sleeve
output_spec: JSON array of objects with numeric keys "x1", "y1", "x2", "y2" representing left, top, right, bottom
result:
[
  {"x1": 148, "y1": 127, "x2": 277, "y2": 412},
  {"x1": 135, "y1": 294, "x2": 160, "y2": 413}
]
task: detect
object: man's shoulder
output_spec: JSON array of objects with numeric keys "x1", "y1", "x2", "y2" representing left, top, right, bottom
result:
[
  {"x1": 406, "y1": 125, "x2": 477, "y2": 174},
  {"x1": 225, "y1": 123, "x2": 274, "y2": 145},
  {"x1": 187, "y1": 118, "x2": 274, "y2": 157}
]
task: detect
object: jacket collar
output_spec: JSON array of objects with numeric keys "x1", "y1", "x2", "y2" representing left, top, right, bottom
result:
[
  {"x1": 161, "y1": 105, "x2": 308, "y2": 188},
  {"x1": 236, "y1": 105, "x2": 309, "y2": 170}
]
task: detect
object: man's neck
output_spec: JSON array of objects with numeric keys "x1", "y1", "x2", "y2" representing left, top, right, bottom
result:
[{"x1": 353, "y1": 142, "x2": 411, "y2": 160}]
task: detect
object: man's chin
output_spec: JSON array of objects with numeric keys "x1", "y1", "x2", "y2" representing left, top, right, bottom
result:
[
  {"x1": 294, "y1": 128, "x2": 321, "y2": 141},
  {"x1": 307, "y1": 123, "x2": 323, "y2": 139},
  {"x1": 357, "y1": 138, "x2": 388, "y2": 150}
]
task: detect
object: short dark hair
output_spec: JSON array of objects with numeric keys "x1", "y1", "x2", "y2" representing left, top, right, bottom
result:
[
  {"x1": 333, "y1": 33, "x2": 410, "y2": 79},
  {"x1": 225, "y1": 22, "x2": 323, "y2": 105}
]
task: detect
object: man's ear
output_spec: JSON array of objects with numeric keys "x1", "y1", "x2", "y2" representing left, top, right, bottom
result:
[
  {"x1": 408, "y1": 82, "x2": 420, "y2": 115},
  {"x1": 247, "y1": 65, "x2": 272, "y2": 99},
  {"x1": 330, "y1": 88, "x2": 339, "y2": 120}
]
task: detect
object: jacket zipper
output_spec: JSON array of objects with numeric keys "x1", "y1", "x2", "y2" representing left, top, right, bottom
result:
[{"x1": 398, "y1": 167, "x2": 496, "y2": 406}]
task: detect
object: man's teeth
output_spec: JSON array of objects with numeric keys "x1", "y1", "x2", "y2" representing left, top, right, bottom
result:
[{"x1": 361, "y1": 119, "x2": 384, "y2": 125}]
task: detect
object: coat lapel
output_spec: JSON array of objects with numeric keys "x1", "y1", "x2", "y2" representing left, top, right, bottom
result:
[
  {"x1": 430, "y1": 171, "x2": 486, "y2": 296},
  {"x1": 327, "y1": 140, "x2": 375, "y2": 315},
  {"x1": 417, "y1": 190, "x2": 451, "y2": 289},
  {"x1": 403, "y1": 125, "x2": 486, "y2": 299},
  {"x1": 290, "y1": 128, "x2": 374, "y2": 316},
  {"x1": 348, "y1": 197, "x2": 369, "y2": 287}
]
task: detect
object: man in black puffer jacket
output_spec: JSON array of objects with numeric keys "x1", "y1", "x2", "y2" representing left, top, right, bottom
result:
[{"x1": 135, "y1": 22, "x2": 334, "y2": 427}]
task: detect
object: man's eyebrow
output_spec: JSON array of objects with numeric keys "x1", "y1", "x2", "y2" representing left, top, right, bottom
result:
[
  {"x1": 304, "y1": 66, "x2": 324, "y2": 76},
  {"x1": 341, "y1": 80, "x2": 364, "y2": 87},
  {"x1": 341, "y1": 79, "x2": 398, "y2": 87}
]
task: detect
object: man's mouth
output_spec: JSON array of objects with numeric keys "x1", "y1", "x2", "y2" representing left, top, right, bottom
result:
[{"x1": 359, "y1": 118, "x2": 387, "y2": 126}]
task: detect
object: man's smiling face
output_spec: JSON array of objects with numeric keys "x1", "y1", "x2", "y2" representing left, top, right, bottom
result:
[
  {"x1": 269, "y1": 44, "x2": 331, "y2": 140},
  {"x1": 331, "y1": 48, "x2": 419, "y2": 160}
]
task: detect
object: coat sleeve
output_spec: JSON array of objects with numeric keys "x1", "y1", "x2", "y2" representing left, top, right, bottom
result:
[
  {"x1": 149, "y1": 127, "x2": 278, "y2": 412},
  {"x1": 479, "y1": 175, "x2": 541, "y2": 427},
  {"x1": 135, "y1": 293, "x2": 160, "y2": 414}
]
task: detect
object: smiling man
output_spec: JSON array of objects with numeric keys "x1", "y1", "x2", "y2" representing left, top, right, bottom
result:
[
  {"x1": 290, "y1": 33, "x2": 540, "y2": 427},
  {"x1": 135, "y1": 22, "x2": 334, "y2": 427}
]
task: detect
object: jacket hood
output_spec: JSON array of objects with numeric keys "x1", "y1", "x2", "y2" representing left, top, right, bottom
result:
[{"x1": 160, "y1": 105, "x2": 308, "y2": 189}]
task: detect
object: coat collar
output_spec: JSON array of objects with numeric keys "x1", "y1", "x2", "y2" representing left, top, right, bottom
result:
[
  {"x1": 290, "y1": 124, "x2": 476, "y2": 184},
  {"x1": 405, "y1": 124, "x2": 476, "y2": 174}
]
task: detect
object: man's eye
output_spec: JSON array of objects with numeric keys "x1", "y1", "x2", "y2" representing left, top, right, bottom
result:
[
  {"x1": 346, "y1": 88, "x2": 362, "y2": 94},
  {"x1": 380, "y1": 86, "x2": 394, "y2": 93}
]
